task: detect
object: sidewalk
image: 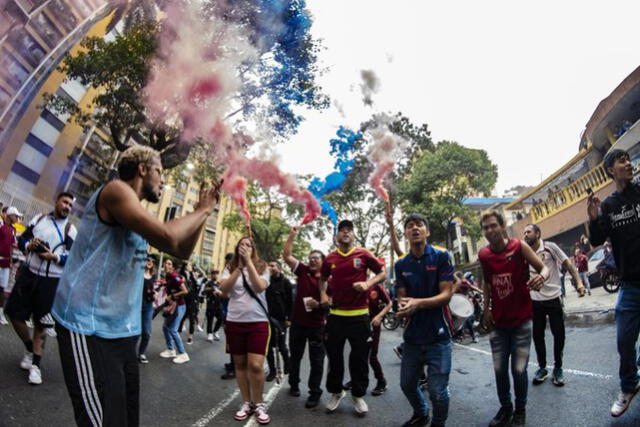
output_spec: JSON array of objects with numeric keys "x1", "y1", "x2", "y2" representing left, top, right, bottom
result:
[{"x1": 562, "y1": 282, "x2": 618, "y2": 325}]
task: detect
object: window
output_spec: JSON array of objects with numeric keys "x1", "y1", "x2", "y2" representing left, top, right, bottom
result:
[
  {"x1": 47, "y1": 1, "x2": 78, "y2": 33},
  {"x1": 32, "y1": 12, "x2": 63, "y2": 48},
  {"x1": 0, "y1": 49, "x2": 29, "y2": 89},
  {"x1": 8, "y1": 32, "x2": 46, "y2": 68}
]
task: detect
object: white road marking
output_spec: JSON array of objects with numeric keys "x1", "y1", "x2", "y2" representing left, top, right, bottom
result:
[
  {"x1": 191, "y1": 389, "x2": 241, "y2": 427},
  {"x1": 244, "y1": 381, "x2": 284, "y2": 427},
  {"x1": 454, "y1": 343, "x2": 614, "y2": 380}
]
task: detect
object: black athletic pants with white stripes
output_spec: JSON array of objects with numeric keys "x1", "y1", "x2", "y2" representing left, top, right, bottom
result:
[{"x1": 55, "y1": 323, "x2": 140, "y2": 427}]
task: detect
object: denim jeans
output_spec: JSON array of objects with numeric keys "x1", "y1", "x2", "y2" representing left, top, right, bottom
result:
[
  {"x1": 400, "y1": 340, "x2": 452, "y2": 425},
  {"x1": 616, "y1": 284, "x2": 640, "y2": 393},
  {"x1": 163, "y1": 304, "x2": 186, "y2": 354},
  {"x1": 489, "y1": 320, "x2": 532, "y2": 410},
  {"x1": 138, "y1": 300, "x2": 154, "y2": 355},
  {"x1": 579, "y1": 272, "x2": 591, "y2": 293}
]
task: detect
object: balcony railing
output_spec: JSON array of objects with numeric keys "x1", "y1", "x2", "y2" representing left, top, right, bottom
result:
[{"x1": 530, "y1": 163, "x2": 611, "y2": 222}]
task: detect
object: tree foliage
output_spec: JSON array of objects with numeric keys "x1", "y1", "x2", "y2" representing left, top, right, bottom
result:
[{"x1": 399, "y1": 141, "x2": 498, "y2": 245}]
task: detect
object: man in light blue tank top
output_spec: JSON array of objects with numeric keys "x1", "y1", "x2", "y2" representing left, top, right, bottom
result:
[{"x1": 52, "y1": 145, "x2": 220, "y2": 427}]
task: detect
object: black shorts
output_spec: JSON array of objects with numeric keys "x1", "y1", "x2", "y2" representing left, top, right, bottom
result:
[{"x1": 5, "y1": 268, "x2": 59, "y2": 324}]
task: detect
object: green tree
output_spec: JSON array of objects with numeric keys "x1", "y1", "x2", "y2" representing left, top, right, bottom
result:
[
  {"x1": 222, "y1": 185, "x2": 313, "y2": 262},
  {"x1": 399, "y1": 141, "x2": 498, "y2": 247}
]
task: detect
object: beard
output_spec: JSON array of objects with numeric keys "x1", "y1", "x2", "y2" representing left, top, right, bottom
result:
[{"x1": 142, "y1": 181, "x2": 160, "y2": 204}]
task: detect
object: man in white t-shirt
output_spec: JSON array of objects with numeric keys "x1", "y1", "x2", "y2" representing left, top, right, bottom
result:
[{"x1": 523, "y1": 224, "x2": 585, "y2": 387}]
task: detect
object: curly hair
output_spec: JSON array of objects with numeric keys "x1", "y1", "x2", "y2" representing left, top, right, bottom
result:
[{"x1": 117, "y1": 145, "x2": 160, "y2": 180}]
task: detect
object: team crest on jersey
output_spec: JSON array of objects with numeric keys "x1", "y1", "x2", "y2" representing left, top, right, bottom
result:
[
  {"x1": 330, "y1": 264, "x2": 336, "y2": 269},
  {"x1": 492, "y1": 273, "x2": 514, "y2": 299},
  {"x1": 353, "y1": 258, "x2": 362, "y2": 269},
  {"x1": 370, "y1": 290, "x2": 378, "y2": 300}
]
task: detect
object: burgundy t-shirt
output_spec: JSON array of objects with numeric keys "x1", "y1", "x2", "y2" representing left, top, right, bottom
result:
[
  {"x1": 0, "y1": 224, "x2": 15, "y2": 268},
  {"x1": 291, "y1": 262, "x2": 325, "y2": 328},
  {"x1": 574, "y1": 253, "x2": 588, "y2": 273},
  {"x1": 367, "y1": 283, "x2": 390, "y2": 317},
  {"x1": 478, "y1": 239, "x2": 532, "y2": 328},
  {"x1": 321, "y1": 248, "x2": 383, "y2": 311},
  {"x1": 165, "y1": 272, "x2": 186, "y2": 306}
]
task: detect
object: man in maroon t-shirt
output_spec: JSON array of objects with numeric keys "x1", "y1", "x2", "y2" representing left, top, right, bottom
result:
[
  {"x1": 320, "y1": 219, "x2": 385, "y2": 416},
  {"x1": 478, "y1": 211, "x2": 548, "y2": 427},
  {"x1": 573, "y1": 248, "x2": 592, "y2": 296},
  {"x1": 282, "y1": 226, "x2": 327, "y2": 409},
  {"x1": 0, "y1": 207, "x2": 19, "y2": 325}
]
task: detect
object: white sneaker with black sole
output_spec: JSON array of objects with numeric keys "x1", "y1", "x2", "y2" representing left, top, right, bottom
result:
[
  {"x1": 352, "y1": 396, "x2": 368, "y2": 416},
  {"x1": 326, "y1": 390, "x2": 346, "y2": 412},
  {"x1": 28, "y1": 365, "x2": 42, "y2": 385}
]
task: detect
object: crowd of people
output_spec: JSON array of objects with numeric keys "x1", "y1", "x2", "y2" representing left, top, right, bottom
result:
[{"x1": 0, "y1": 146, "x2": 639, "y2": 427}]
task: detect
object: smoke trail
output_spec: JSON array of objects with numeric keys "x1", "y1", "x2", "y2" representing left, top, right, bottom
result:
[
  {"x1": 366, "y1": 114, "x2": 407, "y2": 203},
  {"x1": 308, "y1": 126, "x2": 361, "y2": 225},
  {"x1": 360, "y1": 69, "x2": 380, "y2": 107}
]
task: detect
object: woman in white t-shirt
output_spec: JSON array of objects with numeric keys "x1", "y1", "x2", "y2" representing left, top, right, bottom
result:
[{"x1": 220, "y1": 236, "x2": 271, "y2": 425}]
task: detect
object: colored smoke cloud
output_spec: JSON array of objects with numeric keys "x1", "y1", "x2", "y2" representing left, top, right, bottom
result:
[
  {"x1": 308, "y1": 126, "x2": 361, "y2": 225},
  {"x1": 366, "y1": 114, "x2": 407, "y2": 203},
  {"x1": 143, "y1": 1, "x2": 320, "y2": 226}
]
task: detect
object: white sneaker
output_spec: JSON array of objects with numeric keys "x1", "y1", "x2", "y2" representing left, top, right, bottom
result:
[
  {"x1": 234, "y1": 401, "x2": 254, "y2": 421},
  {"x1": 325, "y1": 390, "x2": 346, "y2": 412},
  {"x1": 45, "y1": 327, "x2": 57, "y2": 337},
  {"x1": 20, "y1": 352, "x2": 33, "y2": 370},
  {"x1": 611, "y1": 385, "x2": 640, "y2": 417},
  {"x1": 173, "y1": 353, "x2": 190, "y2": 364},
  {"x1": 352, "y1": 395, "x2": 368, "y2": 416},
  {"x1": 26, "y1": 320, "x2": 33, "y2": 328},
  {"x1": 28, "y1": 365, "x2": 42, "y2": 385},
  {"x1": 207, "y1": 333, "x2": 214, "y2": 342},
  {"x1": 214, "y1": 332, "x2": 221, "y2": 341},
  {"x1": 255, "y1": 403, "x2": 271, "y2": 424},
  {"x1": 0, "y1": 312, "x2": 8, "y2": 325},
  {"x1": 197, "y1": 324, "x2": 204, "y2": 332},
  {"x1": 159, "y1": 349, "x2": 176, "y2": 358}
]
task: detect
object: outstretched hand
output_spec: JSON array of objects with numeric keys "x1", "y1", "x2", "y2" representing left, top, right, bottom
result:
[{"x1": 194, "y1": 179, "x2": 223, "y2": 215}]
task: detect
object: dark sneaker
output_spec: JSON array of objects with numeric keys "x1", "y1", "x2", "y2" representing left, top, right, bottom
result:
[
  {"x1": 512, "y1": 408, "x2": 525, "y2": 426},
  {"x1": 221, "y1": 370, "x2": 235, "y2": 380},
  {"x1": 305, "y1": 395, "x2": 320, "y2": 409},
  {"x1": 393, "y1": 345, "x2": 403, "y2": 359},
  {"x1": 266, "y1": 371, "x2": 276, "y2": 382},
  {"x1": 371, "y1": 380, "x2": 387, "y2": 396},
  {"x1": 532, "y1": 368, "x2": 549, "y2": 385},
  {"x1": 343, "y1": 381, "x2": 352, "y2": 390},
  {"x1": 552, "y1": 368, "x2": 565, "y2": 387},
  {"x1": 289, "y1": 387, "x2": 301, "y2": 397},
  {"x1": 489, "y1": 404, "x2": 513, "y2": 427},
  {"x1": 402, "y1": 413, "x2": 429, "y2": 426}
]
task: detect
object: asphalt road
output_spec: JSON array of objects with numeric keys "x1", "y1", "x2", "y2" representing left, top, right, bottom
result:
[{"x1": 0, "y1": 318, "x2": 639, "y2": 427}]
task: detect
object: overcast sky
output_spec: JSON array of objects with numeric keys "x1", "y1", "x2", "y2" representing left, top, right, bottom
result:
[{"x1": 278, "y1": 0, "x2": 640, "y2": 195}]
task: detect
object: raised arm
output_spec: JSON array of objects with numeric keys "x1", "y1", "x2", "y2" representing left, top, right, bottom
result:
[
  {"x1": 100, "y1": 180, "x2": 220, "y2": 259},
  {"x1": 385, "y1": 203, "x2": 404, "y2": 257},
  {"x1": 282, "y1": 226, "x2": 300, "y2": 271}
]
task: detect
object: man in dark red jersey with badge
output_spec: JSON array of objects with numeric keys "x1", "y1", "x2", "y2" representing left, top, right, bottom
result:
[
  {"x1": 320, "y1": 219, "x2": 386, "y2": 416},
  {"x1": 282, "y1": 226, "x2": 327, "y2": 409},
  {"x1": 478, "y1": 211, "x2": 549, "y2": 427}
]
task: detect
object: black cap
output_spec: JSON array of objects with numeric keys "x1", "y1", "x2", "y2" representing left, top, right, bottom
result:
[{"x1": 337, "y1": 219, "x2": 354, "y2": 231}]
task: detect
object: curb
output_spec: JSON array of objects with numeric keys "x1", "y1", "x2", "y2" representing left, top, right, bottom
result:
[{"x1": 565, "y1": 307, "x2": 615, "y2": 326}]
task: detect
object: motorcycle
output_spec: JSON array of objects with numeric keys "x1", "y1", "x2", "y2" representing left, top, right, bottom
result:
[{"x1": 599, "y1": 267, "x2": 621, "y2": 293}]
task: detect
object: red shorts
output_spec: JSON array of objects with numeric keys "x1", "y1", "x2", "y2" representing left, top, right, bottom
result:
[{"x1": 225, "y1": 321, "x2": 270, "y2": 356}]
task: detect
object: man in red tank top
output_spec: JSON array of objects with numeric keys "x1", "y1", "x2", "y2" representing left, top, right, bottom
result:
[{"x1": 478, "y1": 211, "x2": 549, "y2": 427}]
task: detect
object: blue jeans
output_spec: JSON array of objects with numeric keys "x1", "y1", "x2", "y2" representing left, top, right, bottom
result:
[
  {"x1": 616, "y1": 284, "x2": 640, "y2": 393},
  {"x1": 163, "y1": 304, "x2": 186, "y2": 354},
  {"x1": 579, "y1": 272, "x2": 591, "y2": 293},
  {"x1": 138, "y1": 300, "x2": 154, "y2": 355},
  {"x1": 489, "y1": 320, "x2": 532, "y2": 410},
  {"x1": 400, "y1": 340, "x2": 452, "y2": 424}
]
